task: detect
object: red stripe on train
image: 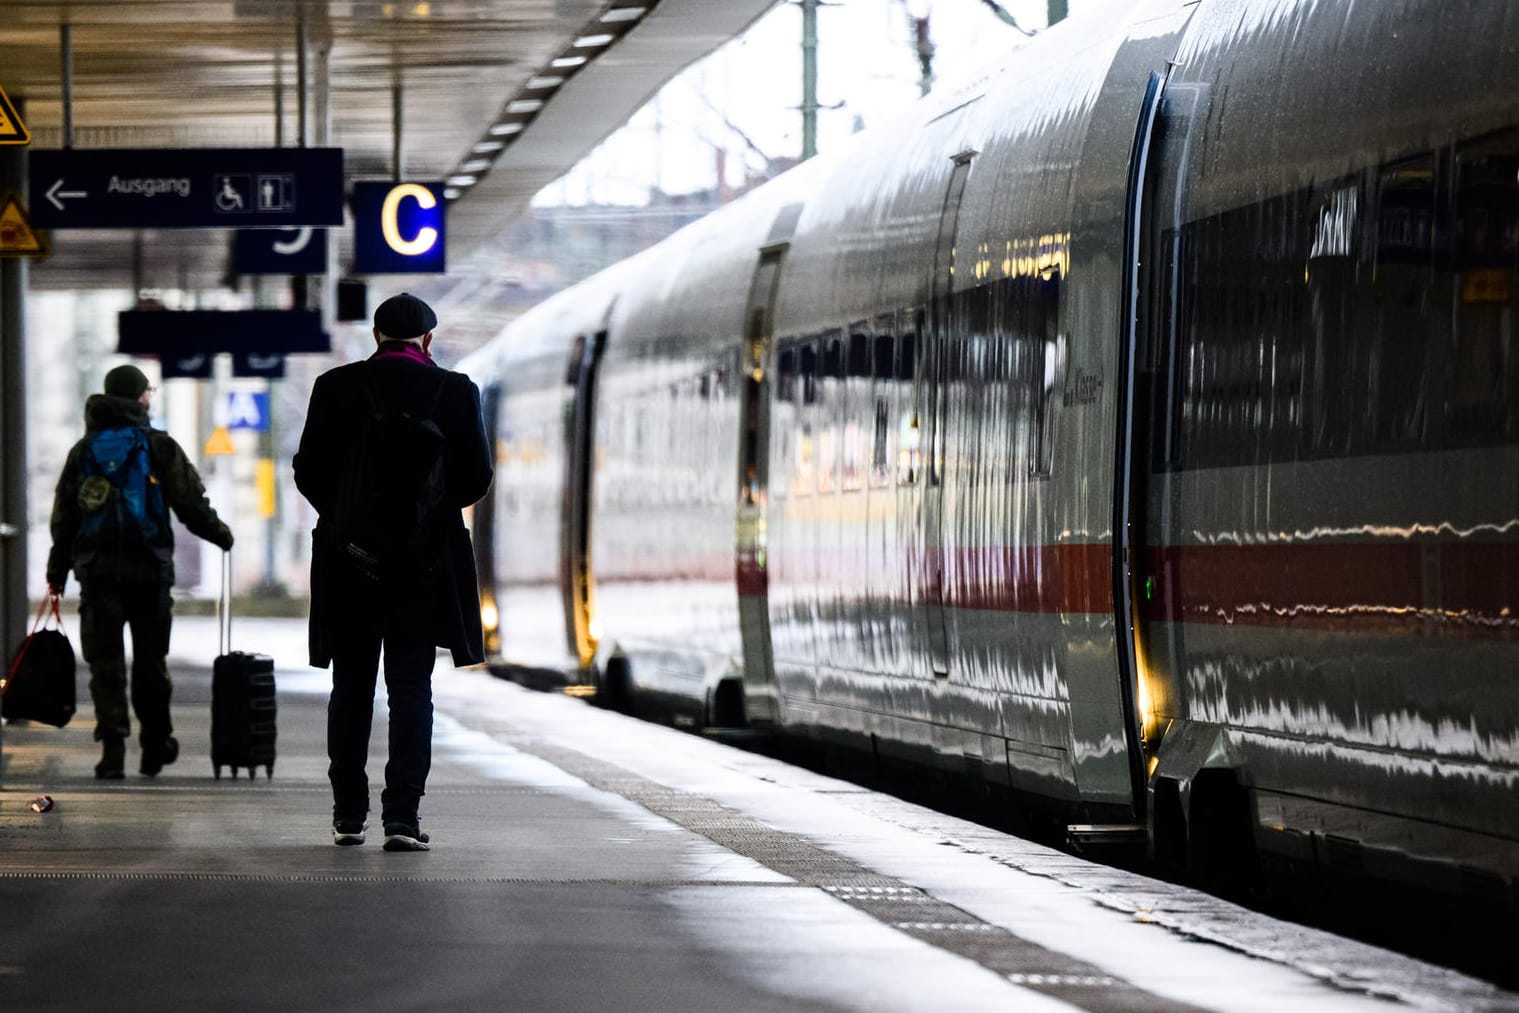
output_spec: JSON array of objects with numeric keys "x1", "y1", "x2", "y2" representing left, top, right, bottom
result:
[
  {"x1": 621, "y1": 540, "x2": 1519, "y2": 638},
  {"x1": 1142, "y1": 542, "x2": 1519, "y2": 636}
]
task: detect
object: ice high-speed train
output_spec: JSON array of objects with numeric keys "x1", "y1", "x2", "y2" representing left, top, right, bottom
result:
[{"x1": 459, "y1": 0, "x2": 1519, "y2": 909}]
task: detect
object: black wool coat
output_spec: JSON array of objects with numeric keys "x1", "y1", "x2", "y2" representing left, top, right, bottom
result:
[{"x1": 293, "y1": 346, "x2": 494, "y2": 668}]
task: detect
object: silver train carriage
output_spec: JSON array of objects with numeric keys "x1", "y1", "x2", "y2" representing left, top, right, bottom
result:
[{"x1": 460, "y1": 0, "x2": 1519, "y2": 906}]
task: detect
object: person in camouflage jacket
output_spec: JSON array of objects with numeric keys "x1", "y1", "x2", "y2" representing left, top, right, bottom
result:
[{"x1": 46, "y1": 364, "x2": 234, "y2": 779}]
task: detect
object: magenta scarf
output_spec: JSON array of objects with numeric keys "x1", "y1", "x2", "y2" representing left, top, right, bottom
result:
[{"x1": 370, "y1": 340, "x2": 433, "y2": 365}]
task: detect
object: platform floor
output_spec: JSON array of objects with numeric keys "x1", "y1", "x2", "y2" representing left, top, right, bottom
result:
[{"x1": 1, "y1": 617, "x2": 1514, "y2": 1013}]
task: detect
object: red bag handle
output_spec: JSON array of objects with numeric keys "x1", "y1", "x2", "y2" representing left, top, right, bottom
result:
[{"x1": 3, "y1": 591, "x2": 64, "y2": 694}]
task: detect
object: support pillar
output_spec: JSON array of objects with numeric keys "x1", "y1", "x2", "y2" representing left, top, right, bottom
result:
[
  {"x1": 800, "y1": 0, "x2": 818, "y2": 160},
  {"x1": 0, "y1": 99, "x2": 29, "y2": 725}
]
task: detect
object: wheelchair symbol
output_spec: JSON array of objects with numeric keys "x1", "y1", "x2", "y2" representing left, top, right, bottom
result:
[{"x1": 214, "y1": 175, "x2": 249, "y2": 213}]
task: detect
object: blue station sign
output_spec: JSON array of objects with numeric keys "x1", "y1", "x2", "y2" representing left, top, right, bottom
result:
[
  {"x1": 234, "y1": 226, "x2": 328, "y2": 274},
  {"x1": 225, "y1": 391, "x2": 271, "y2": 431},
  {"x1": 29, "y1": 147, "x2": 344, "y2": 229},
  {"x1": 352, "y1": 181, "x2": 446, "y2": 274},
  {"x1": 118, "y1": 309, "x2": 330, "y2": 355}
]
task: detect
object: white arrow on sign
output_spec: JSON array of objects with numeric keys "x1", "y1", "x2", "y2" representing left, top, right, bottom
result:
[
  {"x1": 46, "y1": 178, "x2": 88, "y2": 211},
  {"x1": 271, "y1": 227, "x2": 313, "y2": 255}
]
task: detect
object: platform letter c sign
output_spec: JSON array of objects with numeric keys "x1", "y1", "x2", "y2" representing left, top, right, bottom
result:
[
  {"x1": 381, "y1": 183, "x2": 439, "y2": 257},
  {"x1": 353, "y1": 180, "x2": 446, "y2": 273}
]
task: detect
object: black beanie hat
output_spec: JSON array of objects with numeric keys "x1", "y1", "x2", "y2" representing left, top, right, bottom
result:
[
  {"x1": 373, "y1": 292, "x2": 437, "y2": 340},
  {"x1": 103, "y1": 364, "x2": 150, "y2": 399}
]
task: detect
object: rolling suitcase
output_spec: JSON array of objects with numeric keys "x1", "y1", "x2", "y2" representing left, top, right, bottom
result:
[{"x1": 211, "y1": 554, "x2": 277, "y2": 779}]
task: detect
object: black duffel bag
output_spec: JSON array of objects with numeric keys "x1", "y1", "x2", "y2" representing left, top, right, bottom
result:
[{"x1": 2, "y1": 593, "x2": 77, "y2": 728}]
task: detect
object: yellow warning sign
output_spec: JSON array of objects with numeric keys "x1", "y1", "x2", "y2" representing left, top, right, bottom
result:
[
  {"x1": 205, "y1": 426, "x2": 236, "y2": 457},
  {"x1": 0, "y1": 194, "x2": 47, "y2": 257},
  {"x1": 0, "y1": 85, "x2": 29, "y2": 145}
]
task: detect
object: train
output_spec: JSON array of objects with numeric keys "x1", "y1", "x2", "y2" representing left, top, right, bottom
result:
[{"x1": 457, "y1": 0, "x2": 1519, "y2": 915}]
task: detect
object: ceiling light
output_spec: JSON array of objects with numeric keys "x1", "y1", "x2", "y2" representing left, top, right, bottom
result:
[
  {"x1": 443, "y1": 188, "x2": 461, "y2": 200},
  {"x1": 447, "y1": 174, "x2": 478, "y2": 187},
  {"x1": 600, "y1": 7, "x2": 646, "y2": 22},
  {"x1": 573, "y1": 33, "x2": 615, "y2": 48},
  {"x1": 526, "y1": 75, "x2": 564, "y2": 89},
  {"x1": 489, "y1": 122, "x2": 524, "y2": 136},
  {"x1": 472, "y1": 140, "x2": 505, "y2": 153},
  {"x1": 551, "y1": 55, "x2": 588, "y2": 68},
  {"x1": 461, "y1": 159, "x2": 491, "y2": 173},
  {"x1": 506, "y1": 99, "x2": 543, "y2": 114}
]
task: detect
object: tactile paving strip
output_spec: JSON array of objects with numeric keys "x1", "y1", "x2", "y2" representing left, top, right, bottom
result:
[
  {"x1": 520, "y1": 740, "x2": 1206, "y2": 1013},
  {"x1": 0, "y1": 871, "x2": 801, "y2": 887}
]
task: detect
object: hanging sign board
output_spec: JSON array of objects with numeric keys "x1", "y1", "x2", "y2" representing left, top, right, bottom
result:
[
  {"x1": 118, "y1": 308, "x2": 329, "y2": 355},
  {"x1": 225, "y1": 391, "x2": 270, "y2": 432},
  {"x1": 159, "y1": 353, "x2": 214, "y2": 379},
  {"x1": 352, "y1": 181, "x2": 446, "y2": 274},
  {"x1": 29, "y1": 147, "x2": 343, "y2": 228},
  {"x1": 234, "y1": 227, "x2": 327, "y2": 274},
  {"x1": 232, "y1": 352, "x2": 286, "y2": 379}
]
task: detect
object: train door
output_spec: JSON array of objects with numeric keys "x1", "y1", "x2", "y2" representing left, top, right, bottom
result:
[
  {"x1": 1114, "y1": 71, "x2": 1172, "y2": 799},
  {"x1": 474, "y1": 382, "x2": 502, "y2": 657},
  {"x1": 916, "y1": 151, "x2": 975, "y2": 677},
  {"x1": 560, "y1": 331, "x2": 606, "y2": 672},
  {"x1": 736, "y1": 245, "x2": 787, "y2": 724}
]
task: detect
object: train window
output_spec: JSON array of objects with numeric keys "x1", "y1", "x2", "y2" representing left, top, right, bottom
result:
[
  {"x1": 777, "y1": 345, "x2": 798, "y2": 403},
  {"x1": 842, "y1": 331, "x2": 869, "y2": 491},
  {"x1": 1175, "y1": 185, "x2": 1321, "y2": 468},
  {"x1": 801, "y1": 342, "x2": 819, "y2": 405},
  {"x1": 820, "y1": 334, "x2": 843, "y2": 492},
  {"x1": 823, "y1": 335, "x2": 844, "y2": 378},
  {"x1": 794, "y1": 421, "x2": 814, "y2": 496},
  {"x1": 897, "y1": 329, "x2": 917, "y2": 381},
  {"x1": 1372, "y1": 155, "x2": 1439, "y2": 447},
  {"x1": 870, "y1": 332, "x2": 895, "y2": 487},
  {"x1": 847, "y1": 330, "x2": 871, "y2": 377},
  {"x1": 897, "y1": 410, "x2": 921, "y2": 485},
  {"x1": 1448, "y1": 133, "x2": 1517, "y2": 442},
  {"x1": 896, "y1": 325, "x2": 921, "y2": 485},
  {"x1": 873, "y1": 334, "x2": 895, "y2": 380},
  {"x1": 871, "y1": 396, "x2": 891, "y2": 486},
  {"x1": 1030, "y1": 270, "x2": 1064, "y2": 478}
]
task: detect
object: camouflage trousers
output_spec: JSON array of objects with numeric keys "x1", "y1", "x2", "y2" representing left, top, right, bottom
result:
[{"x1": 78, "y1": 572, "x2": 174, "y2": 745}]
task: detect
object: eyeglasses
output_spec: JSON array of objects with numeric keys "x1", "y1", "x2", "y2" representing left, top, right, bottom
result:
[{"x1": 145, "y1": 386, "x2": 157, "y2": 396}]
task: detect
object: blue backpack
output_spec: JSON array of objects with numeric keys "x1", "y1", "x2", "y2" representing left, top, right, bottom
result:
[{"x1": 76, "y1": 426, "x2": 167, "y2": 549}]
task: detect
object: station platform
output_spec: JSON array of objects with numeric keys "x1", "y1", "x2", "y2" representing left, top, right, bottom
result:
[{"x1": 1, "y1": 616, "x2": 1515, "y2": 1013}]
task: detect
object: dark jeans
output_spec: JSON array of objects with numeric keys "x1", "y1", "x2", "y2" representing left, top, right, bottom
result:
[
  {"x1": 78, "y1": 573, "x2": 174, "y2": 746},
  {"x1": 327, "y1": 620, "x2": 437, "y2": 828}
]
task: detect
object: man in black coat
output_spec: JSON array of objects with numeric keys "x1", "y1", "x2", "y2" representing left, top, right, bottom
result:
[{"x1": 293, "y1": 292, "x2": 493, "y2": 851}]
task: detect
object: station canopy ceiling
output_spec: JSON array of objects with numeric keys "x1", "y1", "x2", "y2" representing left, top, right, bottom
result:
[{"x1": 4, "y1": 0, "x2": 778, "y2": 292}]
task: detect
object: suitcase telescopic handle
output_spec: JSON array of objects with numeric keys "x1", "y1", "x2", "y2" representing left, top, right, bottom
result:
[{"x1": 218, "y1": 550, "x2": 232, "y2": 656}]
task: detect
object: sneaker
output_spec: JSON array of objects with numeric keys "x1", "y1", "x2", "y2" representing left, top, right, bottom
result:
[
  {"x1": 140, "y1": 735, "x2": 180, "y2": 777},
  {"x1": 382, "y1": 824, "x2": 431, "y2": 852},
  {"x1": 332, "y1": 820, "x2": 368, "y2": 846},
  {"x1": 95, "y1": 736, "x2": 126, "y2": 780}
]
